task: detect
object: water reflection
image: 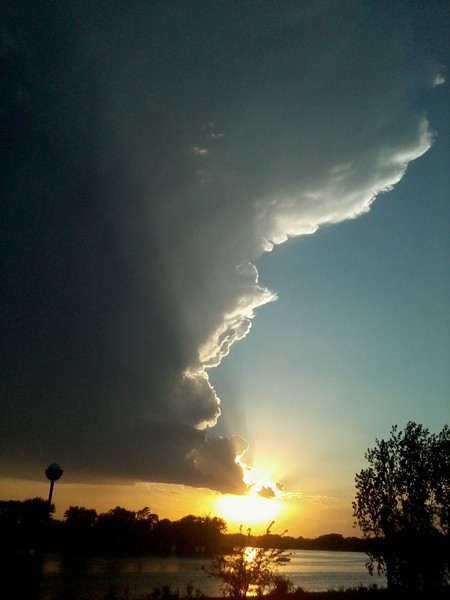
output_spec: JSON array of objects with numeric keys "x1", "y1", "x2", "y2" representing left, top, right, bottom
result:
[{"x1": 39, "y1": 550, "x2": 386, "y2": 599}]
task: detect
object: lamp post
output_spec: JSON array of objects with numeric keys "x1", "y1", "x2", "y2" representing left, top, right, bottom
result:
[
  {"x1": 45, "y1": 463, "x2": 63, "y2": 509},
  {"x1": 38, "y1": 464, "x2": 64, "y2": 584}
]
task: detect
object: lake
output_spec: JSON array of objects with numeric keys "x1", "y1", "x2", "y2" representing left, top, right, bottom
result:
[{"x1": 38, "y1": 550, "x2": 387, "y2": 599}]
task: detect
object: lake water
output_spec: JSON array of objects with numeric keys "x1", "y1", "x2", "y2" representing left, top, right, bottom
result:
[{"x1": 38, "y1": 550, "x2": 387, "y2": 599}]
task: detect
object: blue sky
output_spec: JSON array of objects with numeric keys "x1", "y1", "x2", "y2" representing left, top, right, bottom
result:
[
  {"x1": 1, "y1": 1, "x2": 448, "y2": 536},
  {"x1": 210, "y1": 71, "x2": 449, "y2": 530},
  {"x1": 210, "y1": 93, "x2": 449, "y2": 499},
  {"x1": 212, "y1": 86, "x2": 449, "y2": 440}
]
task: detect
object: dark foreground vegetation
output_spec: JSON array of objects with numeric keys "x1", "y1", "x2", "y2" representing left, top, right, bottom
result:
[
  {"x1": 0, "y1": 499, "x2": 373, "y2": 600},
  {"x1": 2, "y1": 423, "x2": 448, "y2": 597},
  {"x1": 1, "y1": 500, "x2": 448, "y2": 600},
  {"x1": 0, "y1": 498, "x2": 368, "y2": 557},
  {"x1": 1, "y1": 496, "x2": 449, "y2": 599}
]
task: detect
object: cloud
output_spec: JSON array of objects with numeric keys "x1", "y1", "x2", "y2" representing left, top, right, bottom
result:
[
  {"x1": 0, "y1": 1, "x2": 440, "y2": 492},
  {"x1": 191, "y1": 146, "x2": 209, "y2": 156},
  {"x1": 257, "y1": 487, "x2": 276, "y2": 499}
]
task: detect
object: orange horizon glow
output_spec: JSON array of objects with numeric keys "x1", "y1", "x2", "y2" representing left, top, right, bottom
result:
[
  {"x1": 0, "y1": 475, "x2": 359, "y2": 539},
  {"x1": 213, "y1": 490, "x2": 285, "y2": 531}
]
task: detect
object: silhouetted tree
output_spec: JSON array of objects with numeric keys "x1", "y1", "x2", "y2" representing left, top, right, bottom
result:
[
  {"x1": 0, "y1": 498, "x2": 54, "y2": 599},
  {"x1": 0, "y1": 500, "x2": 23, "y2": 554},
  {"x1": 63, "y1": 506, "x2": 98, "y2": 553},
  {"x1": 204, "y1": 523, "x2": 292, "y2": 598},
  {"x1": 65, "y1": 505, "x2": 98, "y2": 526},
  {"x1": 136, "y1": 506, "x2": 159, "y2": 526},
  {"x1": 314, "y1": 533, "x2": 346, "y2": 551},
  {"x1": 353, "y1": 421, "x2": 450, "y2": 590},
  {"x1": 94, "y1": 506, "x2": 138, "y2": 554},
  {"x1": 134, "y1": 506, "x2": 159, "y2": 553},
  {"x1": 171, "y1": 515, "x2": 227, "y2": 556},
  {"x1": 91, "y1": 506, "x2": 161, "y2": 554},
  {"x1": 152, "y1": 518, "x2": 174, "y2": 554},
  {"x1": 0, "y1": 497, "x2": 53, "y2": 552}
]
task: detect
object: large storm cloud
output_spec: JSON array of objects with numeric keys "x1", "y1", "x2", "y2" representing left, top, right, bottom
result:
[{"x1": 1, "y1": 1, "x2": 441, "y2": 491}]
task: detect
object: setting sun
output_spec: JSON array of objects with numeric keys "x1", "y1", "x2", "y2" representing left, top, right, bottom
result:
[
  {"x1": 213, "y1": 461, "x2": 286, "y2": 530},
  {"x1": 214, "y1": 490, "x2": 285, "y2": 530}
]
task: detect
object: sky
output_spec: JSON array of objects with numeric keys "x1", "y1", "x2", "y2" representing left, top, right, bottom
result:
[{"x1": 1, "y1": 1, "x2": 449, "y2": 538}]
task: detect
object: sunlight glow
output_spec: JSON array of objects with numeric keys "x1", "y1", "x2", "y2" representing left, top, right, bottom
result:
[
  {"x1": 241, "y1": 463, "x2": 284, "y2": 498},
  {"x1": 214, "y1": 491, "x2": 285, "y2": 529},
  {"x1": 214, "y1": 461, "x2": 286, "y2": 530},
  {"x1": 244, "y1": 546, "x2": 257, "y2": 563}
]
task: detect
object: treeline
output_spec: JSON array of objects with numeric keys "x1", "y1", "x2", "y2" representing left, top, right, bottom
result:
[{"x1": 0, "y1": 498, "x2": 367, "y2": 558}]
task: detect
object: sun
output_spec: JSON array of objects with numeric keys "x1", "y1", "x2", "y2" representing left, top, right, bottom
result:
[
  {"x1": 214, "y1": 490, "x2": 284, "y2": 530},
  {"x1": 213, "y1": 464, "x2": 286, "y2": 531}
]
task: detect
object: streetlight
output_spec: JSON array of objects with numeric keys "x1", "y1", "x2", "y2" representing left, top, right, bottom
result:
[{"x1": 45, "y1": 463, "x2": 63, "y2": 508}]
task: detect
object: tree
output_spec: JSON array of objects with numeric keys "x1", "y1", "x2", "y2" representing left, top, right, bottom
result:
[
  {"x1": 64, "y1": 506, "x2": 98, "y2": 528},
  {"x1": 136, "y1": 506, "x2": 159, "y2": 527},
  {"x1": 94, "y1": 506, "x2": 138, "y2": 553},
  {"x1": 92, "y1": 506, "x2": 161, "y2": 554},
  {"x1": 204, "y1": 523, "x2": 293, "y2": 598},
  {"x1": 135, "y1": 506, "x2": 159, "y2": 553},
  {"x1": 352, "y1": 421, "x2": 450, "y2": 590},
  {"x1": 172, "y1": 515, "x2": 227, "y2": 556},
  {"x1": 64, "y1": 506, "x2": 98, "y2": 553}
]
